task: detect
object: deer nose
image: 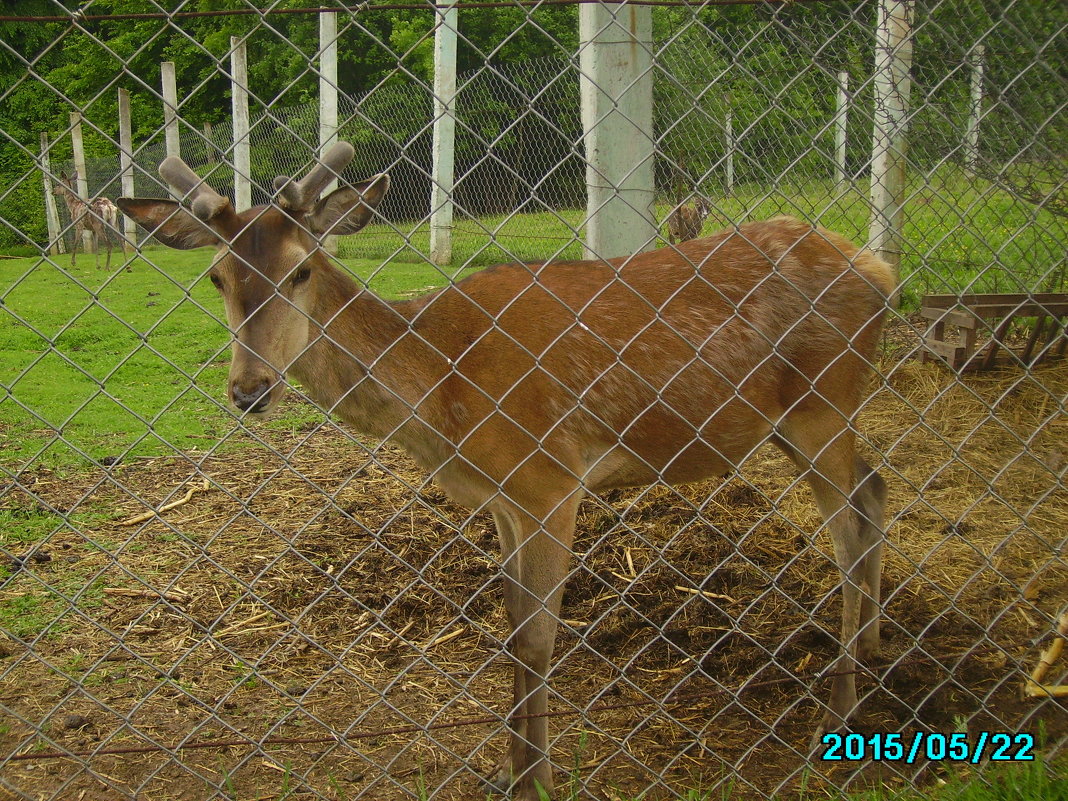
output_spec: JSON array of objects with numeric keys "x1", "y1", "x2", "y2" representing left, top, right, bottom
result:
[{"x1": 231, "y1": 380, "x2": 271, "y2": 413}]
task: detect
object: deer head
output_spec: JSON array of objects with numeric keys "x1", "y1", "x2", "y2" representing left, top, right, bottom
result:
[
  {"x1": 53, "y1": 171, "x2": 74, "y2": 195},
  {"x1": 117, "y1": 143, "x2": 389, "y2": 415}
]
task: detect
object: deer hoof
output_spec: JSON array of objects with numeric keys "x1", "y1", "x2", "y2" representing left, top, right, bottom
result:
[
  {"x1": 809, "y1": 711, "x2": 848, "y2": 754},
  {"x1": 482, "y1": 762, "x2": 512, "y2": 795}
]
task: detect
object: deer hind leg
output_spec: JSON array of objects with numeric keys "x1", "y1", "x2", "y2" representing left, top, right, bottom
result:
[
  {"x1": 92, "y1": 227, "x2": 103, "y2": 269},
  {"x1": 487, "y1": 489, "x2": 580, "y2": 800},
  {"x1": 852, "y1": 454, "x2": 887, "y2": 662},
  {"x1": 774, "y1": 419, "x2": 885, "y2": 749}
]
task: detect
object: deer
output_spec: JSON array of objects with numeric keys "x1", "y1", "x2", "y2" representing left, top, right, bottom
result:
[
  {"x1": 117, "y1": 141, "x2": 894, "y2": 800},
  {"x1": 666, "y1": 195, "x2": 712, "y2": 244},
  {"x1": 53, "y1": 171, "x2": 115, "y2": 269}
]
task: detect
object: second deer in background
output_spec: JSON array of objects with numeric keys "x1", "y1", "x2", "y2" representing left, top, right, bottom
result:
[
  {"x1": 666, "y1": 195, "x2": 712, "y2": 244},
  {"x1": 52, "y1": 171, "x2": 117, "y2": 269}
]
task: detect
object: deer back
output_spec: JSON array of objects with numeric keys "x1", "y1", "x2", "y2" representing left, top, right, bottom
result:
[{"x1": 376, "y1": 216, "x2": 894, "y2": 491}]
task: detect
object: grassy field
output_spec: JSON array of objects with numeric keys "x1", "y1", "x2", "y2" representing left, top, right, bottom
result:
[
  {"x1": 0, "y1": 168, "x2": 1061, "y2": 495},
  {"x1": 1, "y1": 170, "x2": 1064, "y2": 475},
  {"x1": 346, "y1": 171, "x2": 1067, "y2": 309},
  {"x1": 0, "y1": 248, "x2": 480, "y2": 471}
]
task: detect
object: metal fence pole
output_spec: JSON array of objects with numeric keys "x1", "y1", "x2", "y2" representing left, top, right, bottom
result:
[
  {"x1": 869, "y1": 0, "x2": 914, "y2": 274},
  {"x1": 231, "y1": 37, "x2": 251, "y2": 213},
  {"x1": 118, "y1": 87, "x2": 136, "y2": 252},
  {"x1": 430, "y1": 1, "x2": 458, "y2": 267},
  {"x1": 579, "y1": 1, "x2": 657, "y2": 260}
]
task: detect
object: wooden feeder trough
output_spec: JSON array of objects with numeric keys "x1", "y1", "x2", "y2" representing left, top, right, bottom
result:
[{"x1": 920, "y1": 293, "x2": 1068, "y2": 371}]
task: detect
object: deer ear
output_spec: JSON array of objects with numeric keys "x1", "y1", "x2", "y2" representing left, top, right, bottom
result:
[
  {"x1": 116, "y1": 198, "x2": 222, "y2": 250},
  {"x1": 306, "y1": 174, "x2": 389, "y2": 236}
]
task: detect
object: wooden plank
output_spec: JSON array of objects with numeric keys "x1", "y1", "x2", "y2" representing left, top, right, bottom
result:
[
  {"x1": 922, "y1": 301, "x2": 1068, "y2": 320},
  {"x1": 1022, "y1": 316, "x2": 1047, "y2": 364},
  {"x1": 969, "y1": 302, "x2": 1068, "y2": 318},
  {"x1": 1037, "y1": 316, "x2": 1068, "y2": 365},
  {"x1": 982, "y1": 314, "x2": 1016, "y2": 370},
  {"x1": 922, "y1": 292, "x2": 1068, "y2": 308},
  {"x1": 40, "y1": 131, "x2": 64, "y2": 255},
  {"x1": 921, "y1": 306, "x2": 981, "y2": 327},
  {"x1": 922, "y1": 338, "x2": 967, "y2": 368}
]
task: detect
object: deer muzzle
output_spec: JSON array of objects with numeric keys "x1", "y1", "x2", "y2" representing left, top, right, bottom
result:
[{"x1": 230, "y1": 377, "x2": 273, "y2": 414}]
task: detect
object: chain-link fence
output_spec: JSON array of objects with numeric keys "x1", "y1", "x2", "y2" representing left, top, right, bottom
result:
[{"x1": 1, "y1": 1, "x2": 1065, "y2": 800}]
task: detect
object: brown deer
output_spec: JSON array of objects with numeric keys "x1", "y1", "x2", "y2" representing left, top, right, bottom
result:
[
  {"x1": 666, "y1": 195, "x2": 712, "y2": 244},
  {"x1": 53, "y1": 171, "x2": 115, "y2": 269},
  {"x1": 118, "y1": 142, "x2": 894, "y2": 800}
]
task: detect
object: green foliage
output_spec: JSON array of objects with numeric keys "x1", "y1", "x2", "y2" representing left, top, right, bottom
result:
[{"x1": 1, "y1": 0, "x2": 1063, "y2": 252}]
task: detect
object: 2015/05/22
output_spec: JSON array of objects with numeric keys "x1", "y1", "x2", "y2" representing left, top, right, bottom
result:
[{"x1": 820, "y1": 731, "x2": 1035, "y2": 763}]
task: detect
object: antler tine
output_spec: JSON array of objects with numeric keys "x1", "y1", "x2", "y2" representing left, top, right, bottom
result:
[
  {"x1": 273, "y1": 141, "x2": 355, "y2": 212},
  {"x1": 159, "y1": 156, "x2": 230, "y2": 221}
]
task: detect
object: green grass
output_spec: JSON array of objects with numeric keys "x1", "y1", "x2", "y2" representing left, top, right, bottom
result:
[
  {"x1": 568, "y1": 755, "x2": 1066, "y2": 800},
  {"x1": 848, "y1": 757, "x2": 1067, "y2": 801},
  {"x1": 1, "y1": 169, "x2": 1064, "y2": 477},
  {"x1": 0, "y1": 246, "x2": 471, "y2": 472},
  {"x1": 525, "y1": 751, "x2": 1067, "y2": 800},
  {"x1": 347, "y1": 168, "x2": 1067, "y2": 311}
]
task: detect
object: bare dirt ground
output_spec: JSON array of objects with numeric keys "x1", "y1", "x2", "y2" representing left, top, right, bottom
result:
[{"x1": 1, "y1": 340, "x2": 1066, "y2": 800}]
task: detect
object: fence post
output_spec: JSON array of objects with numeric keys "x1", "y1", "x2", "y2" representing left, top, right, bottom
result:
[
  {"x1": 725, "y1": 106, "x2": 735, "y2": 195},
  {"x1": 231, "y1": 37, "x2": 251, "y2": 212},
  {"x1": 430, "y1": 1, "x2": 458, "y2": 267},
  {"x1": 161, "y1": 61, "x2": 180, "y2": 161},
  {"x1": 203, "y1": 121, "x2": 216, "y2": 166},
  {"x1": 39, "y1": 132, "x2": 64, "y2": 256},
  {"x1": 118, "y1": 88, "x2": 136, "y2": 252},
  {"x1": 579, "y1": 2, "x2": 656, "y2": 260},
  {"x1": 964, "y1": 43, "x2": 985, "y2": 173},
  {"x1": 834, "y1": 70, "x2": 850, "y2": 186},
  {"x1": 320, "y1": 8, "x2": 340, "y2": 255},
  {"x1": 868, "y1": 0, "x2": 914, "y2": 275},
  {"x1": 70, "y1": 111, "x2": 93, "y2": 254}
]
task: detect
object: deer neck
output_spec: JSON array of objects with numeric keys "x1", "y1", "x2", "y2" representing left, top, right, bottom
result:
[
  {"x1": 289, "y1": 258, "x2": 452, "y2": 458},
  {"x1": 58, "y1": 188, "x2": 80, "y2": 214}
]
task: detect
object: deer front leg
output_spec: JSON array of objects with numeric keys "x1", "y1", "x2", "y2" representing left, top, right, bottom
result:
[
  {"x1": 488, "y1": 491, "x2": 579, "y2": 799},
  {"x1": 485, "y1": 528, "x2": 528, "y2": 794}
]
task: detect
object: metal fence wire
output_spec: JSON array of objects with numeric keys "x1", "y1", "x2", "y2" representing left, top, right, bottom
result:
[{"x1": 0, "y1": 1, "x2": 1065, "y2": 799}]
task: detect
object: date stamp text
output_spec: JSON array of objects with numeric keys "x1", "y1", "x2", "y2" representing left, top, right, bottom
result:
[{"x1": 819, "y1": 732, "x2": 1035, "y2": 763}]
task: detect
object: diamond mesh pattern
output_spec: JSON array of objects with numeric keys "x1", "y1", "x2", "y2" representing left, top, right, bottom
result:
[{"x1": 1, "y1": 1, "x2": 1065, "y2": 800}]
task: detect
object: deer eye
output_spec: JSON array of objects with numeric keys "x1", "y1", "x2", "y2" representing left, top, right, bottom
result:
[
  {"x1": 209, "y1": 273, "x2": 223, "y2": 291},
  {"x1": 291, "y1": 266, "x2": 312, "y2": 286}
]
